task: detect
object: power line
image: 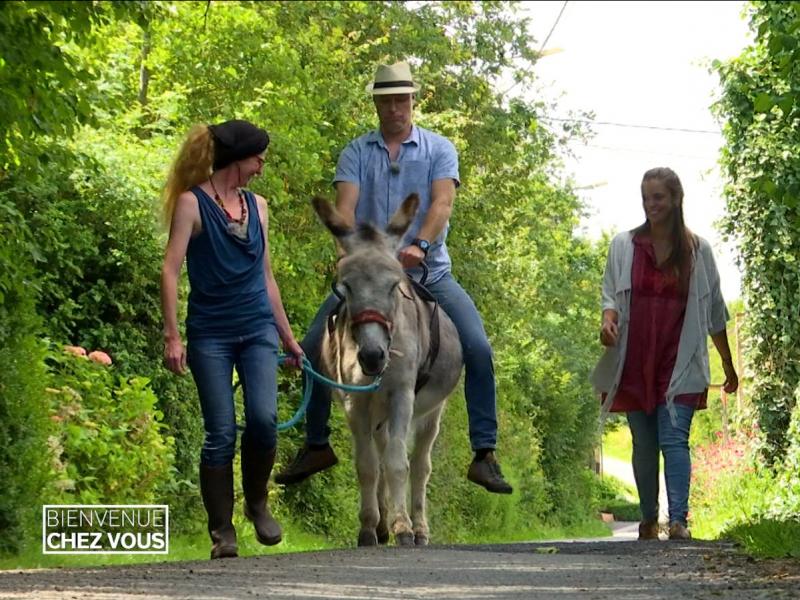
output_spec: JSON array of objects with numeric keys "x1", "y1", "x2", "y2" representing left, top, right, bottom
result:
[
  {"x1": 538, "y1": 1, "x2": 569, "y2": 54},
  {"x1": 540, "y1": 116, "x2": 720, "y2": 135},
  {"x1": 584, "y1": 144, "x2": 717, "y2": 161},
  {"x1": 502, "y1": 1, "x2": 569, "y2": 98}
]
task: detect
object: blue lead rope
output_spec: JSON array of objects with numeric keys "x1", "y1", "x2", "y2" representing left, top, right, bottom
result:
[
  {"x1": 235, "y1": 354, "x2": 383, "y2": 432},
  {"x1": 294, "y1": 355, "x2": 383, "y2": 394}
]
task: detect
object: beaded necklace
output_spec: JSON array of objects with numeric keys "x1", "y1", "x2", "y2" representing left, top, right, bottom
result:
[{"x1": 209, "y1": 176, "x2": 247, "y2": 226}]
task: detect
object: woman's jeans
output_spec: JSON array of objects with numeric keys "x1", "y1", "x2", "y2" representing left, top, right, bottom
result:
[
  {"x1": 187, "y1": 328, "x2": 280, "y2": 466},
  {"x1": 301, "y1": 272, "x2": 498, "y2": 451},
  {"x1": 627, "y1": 404, "x2": 695, "y2": 526}
]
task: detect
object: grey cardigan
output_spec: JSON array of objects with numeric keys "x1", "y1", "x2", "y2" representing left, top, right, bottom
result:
[{"x1": 591, "y1": 231, "x2": 729, "y2": 420}]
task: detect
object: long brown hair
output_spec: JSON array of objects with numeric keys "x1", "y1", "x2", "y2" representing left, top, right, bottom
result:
[
  {"x1": 633, "y1": 167, "x2": 697, "y2": 287},
  {"x1": 161, "y1": 125, "x2": 214, "y2": 226}
]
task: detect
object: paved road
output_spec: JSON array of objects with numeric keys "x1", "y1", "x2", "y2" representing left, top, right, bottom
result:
[{"x1": 1, "y1": 538, "x2": 798, "y2": 599}]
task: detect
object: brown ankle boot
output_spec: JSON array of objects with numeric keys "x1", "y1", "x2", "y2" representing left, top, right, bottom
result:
[
  {"x1": 638, "y1": 519, "x2": 660, "y2": 540},
  {"x1": 241, "y1": 440, "x2": 282, "y2": 546},
  {"x1": 668, "y1": 521, "x2": 692, "y2": 540},
  {"x1": 199, "y1": 463, "x2": 238, "y2": 559}
]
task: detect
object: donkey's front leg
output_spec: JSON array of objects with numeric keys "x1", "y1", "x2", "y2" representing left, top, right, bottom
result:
[
  {"x1": 348, "y1": 408, "x2": 381, "y2": 547},
  {"x1": 374, "y1": 421, "x2": 390, "y2": 545},
  {"x1": 385, "y1": 389, "x2": 414, "y2": 546}
]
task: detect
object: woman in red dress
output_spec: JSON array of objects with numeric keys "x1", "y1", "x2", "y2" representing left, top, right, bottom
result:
[{"x1": 592, "y1": 167, "x2": 738, "y2": 540}]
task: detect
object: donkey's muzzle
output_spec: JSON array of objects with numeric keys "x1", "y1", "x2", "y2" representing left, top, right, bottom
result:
[{"x1": 357, "y1": 347, "x2": 386, "y2": 377}]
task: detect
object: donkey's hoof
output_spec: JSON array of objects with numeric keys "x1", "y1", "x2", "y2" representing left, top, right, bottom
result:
[
  {"x1": 357, "y1": 529, "x2": 378, "y2": 547},
  {"x1": 414, "y1": 533, "x2": 429, "y2": 546},
  {"x1": 376, "y1": 525, "x2": 390, "y2": 545},
  {"x1": 395, "y1": 531, "x2": 415, "y2": 547}
]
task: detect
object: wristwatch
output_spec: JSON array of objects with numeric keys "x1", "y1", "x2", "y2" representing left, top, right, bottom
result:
[{"x1": 412, "y1": 238, "x2": 431, "y2": 256}]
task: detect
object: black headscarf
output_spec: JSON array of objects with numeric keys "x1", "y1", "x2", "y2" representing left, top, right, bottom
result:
[{"x1": 208, "y1": 119, "x2": 270, "y2": 171}]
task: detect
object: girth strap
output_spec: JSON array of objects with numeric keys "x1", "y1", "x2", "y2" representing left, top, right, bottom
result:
[{"x1": 408, "y1": 278, "x2": 440, "y2": 394}]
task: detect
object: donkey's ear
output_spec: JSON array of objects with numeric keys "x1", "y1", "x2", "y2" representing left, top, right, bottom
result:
[
  {"x1": 312, "y1": 196, "x2": 355, "y2": 255},
  {"x1": 386, "y1": 193, "x2": 419, "y2": 247}
]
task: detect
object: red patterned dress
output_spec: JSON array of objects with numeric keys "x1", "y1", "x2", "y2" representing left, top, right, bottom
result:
[{"x1": 610, "y1": 234, "x2": 707, "y2": 414}]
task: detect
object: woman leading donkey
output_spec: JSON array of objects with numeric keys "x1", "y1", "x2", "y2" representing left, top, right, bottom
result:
[{"x1": 160, "y1": 120, "x2": 304, "y2": 559}]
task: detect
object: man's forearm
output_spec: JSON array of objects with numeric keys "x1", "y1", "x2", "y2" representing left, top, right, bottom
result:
[
  {"x1": 334, "y1": 182, "x2": 359, "y2": 229},
  {"x1": 416, "y1": 177, "x2": 456, "y2": 242},
  {"x1": 417, "y1": 197, "x2": 453, "y2": 242}
]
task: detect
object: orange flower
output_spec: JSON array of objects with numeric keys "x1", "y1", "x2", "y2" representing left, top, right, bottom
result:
[{"x1": 88, "y1": 350, "x2": 113, "y2": 366}]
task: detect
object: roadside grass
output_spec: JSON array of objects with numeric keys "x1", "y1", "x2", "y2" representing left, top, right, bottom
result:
[
  {"x1": 0, "y1": 515, "x2": 612, "y2": 571},
  {"x1": 0, "y1": 518, "x2": 336, "y2": 571},
  {"x1": 722, "y1": 518, "x2": 800, "y2": 559},
  {"x1": 690, "y1": 429, "x2": 800, "y2": 558},
  {"x1": 694, "y1": 471, "x2": 800, "y2": 559}
]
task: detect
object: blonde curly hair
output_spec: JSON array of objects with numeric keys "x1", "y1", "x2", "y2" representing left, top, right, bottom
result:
[{"x1": 161, "y1": 125, "x2": 214, "y2": 227}]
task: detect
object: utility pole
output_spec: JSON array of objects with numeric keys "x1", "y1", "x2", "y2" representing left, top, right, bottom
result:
[{"x1": 735, "y1": 312, "x2": 745, "y2": 412}]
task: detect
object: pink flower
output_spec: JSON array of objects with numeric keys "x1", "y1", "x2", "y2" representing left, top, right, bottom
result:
[
  {"x1": 88, "y1": 351, "x2": 112, "y2": 366},
  {"x1": 64, "y1": 345, "x2": 87, "y2": 358}
]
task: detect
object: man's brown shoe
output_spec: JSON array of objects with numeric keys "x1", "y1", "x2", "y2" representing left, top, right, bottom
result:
[
  {"x1": 638, "y1": 519, "x2": 660, "y2": 540},
  {"x1": 668, "y1": 521, "x2": 692, "y2": 540},
  {"x1": 467, "y1": 452, "x2": 513, "y2": 494},
  {"x1": 274, "y1": 444, "x2": 338, "y2": 485}
]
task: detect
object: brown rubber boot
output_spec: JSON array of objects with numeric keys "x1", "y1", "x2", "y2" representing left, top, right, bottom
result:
[
  {"x1": 199, "y1": 463, "x2": 238, "y2": 559},
  {"x1": 274, "y1": 443, "x2": 338, "y2": 485},
  {"x1": 638, "y1": 519, "x2": 660, "y2": 540},
  {"x1": 241, "y1": 440, "x2": 282, "y2": 545},
  {"x1": 467, "y1": 451, "x2": 513, "y2": 494}
]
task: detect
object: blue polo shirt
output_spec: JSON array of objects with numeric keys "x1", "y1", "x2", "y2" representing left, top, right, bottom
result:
[{"x1": 333, "y1": 125, "x2": 460, "y2": 284}]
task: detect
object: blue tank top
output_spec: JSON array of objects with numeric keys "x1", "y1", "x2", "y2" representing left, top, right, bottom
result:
[{"x1": 185, "y1": 186, "x2": 274, "y2": 339}]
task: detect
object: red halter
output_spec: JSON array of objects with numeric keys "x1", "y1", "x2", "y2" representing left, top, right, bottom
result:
[{"x1": 350, "y1": 309, "x2": 393, "y2": 333}]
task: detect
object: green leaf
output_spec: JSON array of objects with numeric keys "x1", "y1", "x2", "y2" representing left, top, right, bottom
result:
[
  {"x1": 777, "y1": 95, "x2": 794, "y2": 116},
  {"x1": 753, "y1": 92, "x2": 774, "y2": 113}
]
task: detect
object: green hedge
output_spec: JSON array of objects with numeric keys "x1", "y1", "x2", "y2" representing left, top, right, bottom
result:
[
  {"x1": 0, "y1": 198, "x2": 51, "y2": 554},
  {"x1": 45, "y1": 347, "x2": 174, "y2": 505},
  {"x1": 1, "y1": 0, "x2": 609, "y2": 552},
  {"x1": 714, "y1": 0, "x2": 800, "y2": 456}
]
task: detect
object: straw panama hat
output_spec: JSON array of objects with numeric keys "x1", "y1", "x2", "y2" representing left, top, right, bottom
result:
[{"x1": 366, "y1": 61, "x2": 421, "y2": 95}]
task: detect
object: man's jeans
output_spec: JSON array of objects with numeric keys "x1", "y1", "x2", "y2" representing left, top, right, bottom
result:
[
  {"x1": 302, "y1": 272, "x2": 498, "y2": 450},
  {"x1": 187, "y1": 328, "x2": 280, "y2": 466},
  {"x1": 627, "y1": 404, "x2": 695, "y2": 526}
]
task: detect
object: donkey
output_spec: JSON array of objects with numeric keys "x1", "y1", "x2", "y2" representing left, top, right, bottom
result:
[{"x1": 312, "y1": 193, "x2": 463, "y2": 547}]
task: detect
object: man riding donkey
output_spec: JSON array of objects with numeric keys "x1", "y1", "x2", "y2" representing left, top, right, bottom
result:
[{"x1": 276, "y1": 60, "x2": 513, "y2": 495}]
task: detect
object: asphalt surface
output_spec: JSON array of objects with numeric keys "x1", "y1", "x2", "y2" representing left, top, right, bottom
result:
[
  {"x1": 1, "y1": 534, "x2": 798, "y2": 600},
  {"x1": 5, "y1": 459, "x2": 794, "y2": 598}
]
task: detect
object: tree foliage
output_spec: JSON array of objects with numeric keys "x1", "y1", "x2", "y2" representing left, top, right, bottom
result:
[
  {"x1": 0, "y1": 0, "x2": 606, "y2": 551},
  {"x1": 713, "y1": 1, "x2": 800, "y2": 456},
  {"x1": 0, "y1": 1, "x2": 154, "y2": 167}
]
